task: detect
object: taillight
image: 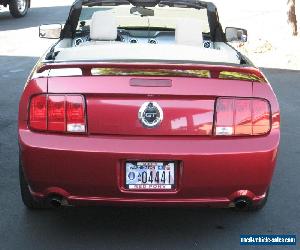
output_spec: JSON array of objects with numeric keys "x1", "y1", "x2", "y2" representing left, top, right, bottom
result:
[
  {"x1": 214, "y1": 97, "x2": 271, "y2": 136},
  {"x1": 48, "y1": 95, "x2": 65, "y2": 132},
  {"x1": 29, "y1": 95, "x2": 47, "y2": 131},
  {"x1": 66, "y1": 96, "x2": 86, "y2": 133},
  {"x1": 29, "y1": 94, "x2": 86, "y2": 133}
]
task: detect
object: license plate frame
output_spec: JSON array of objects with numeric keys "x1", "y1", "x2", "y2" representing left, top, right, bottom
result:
[{"x1": 125, "y1": 161, "x2": 177, "y2": 191}]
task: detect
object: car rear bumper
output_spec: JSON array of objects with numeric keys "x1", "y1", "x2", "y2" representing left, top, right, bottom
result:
[{"x1": 19, "y1": 129, "x2": 280, "y2": 207}]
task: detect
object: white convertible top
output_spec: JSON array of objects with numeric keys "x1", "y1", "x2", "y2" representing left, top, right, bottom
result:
[{"x1": 55, "y1": 43, "x2": 240, "y2": 64}]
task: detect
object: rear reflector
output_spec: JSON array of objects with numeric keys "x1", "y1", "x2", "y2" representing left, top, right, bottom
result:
[
  {"x1": 29, "y1": 94, "x2": 86, "y2": 133},
  {"x1": 214, "y1": 98, "x2": 271, "y2": 136}
]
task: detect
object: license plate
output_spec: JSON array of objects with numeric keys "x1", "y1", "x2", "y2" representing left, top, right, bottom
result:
[{"x1": 125, "y1": 161, "x2": 176, "y2": 190}]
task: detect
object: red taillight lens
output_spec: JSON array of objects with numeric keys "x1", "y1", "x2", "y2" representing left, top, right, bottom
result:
[
  {"x1": 29, "y1": 95, "x2": 47, "y2": 131},
  {"x1": 234, "y1": 99, "x2": 253, "y2": 135},
  {"x1": 252, "y1": 99, "x2": 271, "y2": 135},
  {"x1": 29, "y1": 94, "x2": 86, "y2": 133},
  {"x1": 214, "y1": 98, "x2": 271, "y2": 136},
  {"x1": 48, "y1": 95, "x2": 65, "y2": 132}
]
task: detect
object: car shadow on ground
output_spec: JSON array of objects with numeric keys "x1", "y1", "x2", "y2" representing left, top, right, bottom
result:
[
  {"x1": 0, "y1": 5, "x2": 71, "y2": 32},
  {"x1": 21, "y1": 205, "x2": 263, "y2": 249}
]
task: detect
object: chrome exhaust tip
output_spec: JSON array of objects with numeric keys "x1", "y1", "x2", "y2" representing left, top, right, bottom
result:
[
  {"x1": 234, "y1": 198, "x2": 250, "y2": 210},
  {"x1": 47, "y1": 195, "x2": 68, "y2": 208}
]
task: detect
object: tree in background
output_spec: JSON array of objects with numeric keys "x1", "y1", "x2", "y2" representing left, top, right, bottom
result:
[{"x1": 287, "y1": 0, "x2": 298, "y2": 35}]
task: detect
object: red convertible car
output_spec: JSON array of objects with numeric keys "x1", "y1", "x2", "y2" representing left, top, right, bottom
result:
[{"x1": 18, "y1": 0, "x2": 280, "y2": 211}]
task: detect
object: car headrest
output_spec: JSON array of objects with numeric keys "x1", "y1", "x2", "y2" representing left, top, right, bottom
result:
[
  {"x1": 90, "y1": 11, "x2": 118, "y2": 41},
  {"x1": 175, "y1": 18, "x2": 204, "y2": 46}
]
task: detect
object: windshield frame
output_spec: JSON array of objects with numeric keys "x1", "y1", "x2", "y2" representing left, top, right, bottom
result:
[
  {"x1": 79, "y1": 5, "x2": 211, "y2": 32},
  {"x1": 61, "y1": 0, "x2": 226, "y2": 42}
]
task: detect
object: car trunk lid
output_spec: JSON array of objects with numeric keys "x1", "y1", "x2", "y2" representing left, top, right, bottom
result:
[{"x1": 48, "y1": 74, "x2": 253, "y2": 136}]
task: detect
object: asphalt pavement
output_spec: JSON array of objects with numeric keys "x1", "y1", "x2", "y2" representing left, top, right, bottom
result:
[{"x1": 0, "y1": 3, "x2": 299, "y2": 250}]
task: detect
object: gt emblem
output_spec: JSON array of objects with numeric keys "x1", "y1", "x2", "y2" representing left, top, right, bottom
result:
[{"x1": 138, "y1": 102, "x2": 163, "y2": 128}]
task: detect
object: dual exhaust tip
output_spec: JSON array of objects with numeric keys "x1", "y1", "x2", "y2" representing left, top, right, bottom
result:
[
  {"x1": 233, "y1": 197, "x2": 251, "y2": 210},
  {"x1": 46, "y1": 195, "x2": 69, "y2": 208}
]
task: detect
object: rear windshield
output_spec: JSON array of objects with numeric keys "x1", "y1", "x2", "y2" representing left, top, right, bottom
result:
[{"x1": 79, "y1": 5, "x2": 210, "y2": 32}]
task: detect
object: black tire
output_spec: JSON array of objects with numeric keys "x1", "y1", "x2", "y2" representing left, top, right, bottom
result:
[
  {"x1": 9, "y1": 0, "x2": 29, "y2": 18},
  {"x1": 19, "y1": 161, "x2": 47, "y2": 209}
]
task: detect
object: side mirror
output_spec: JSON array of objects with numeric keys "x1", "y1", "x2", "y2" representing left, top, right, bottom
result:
[
  {"x1": 225, "y1": 27, "x2": 248, "y2": 42},
  {"x1": 39, "y1": 24, "x2": 62, "y2": 39}
]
